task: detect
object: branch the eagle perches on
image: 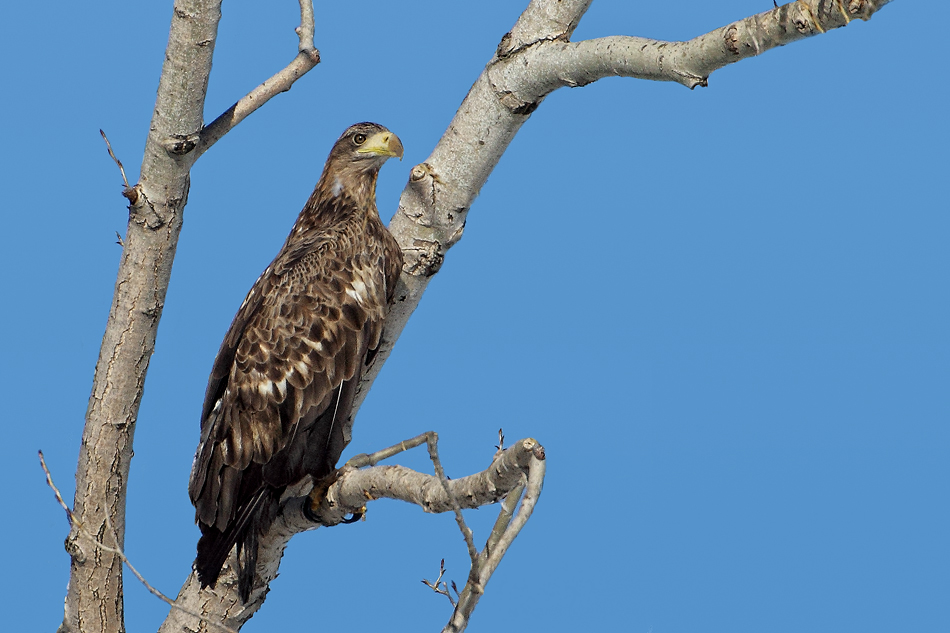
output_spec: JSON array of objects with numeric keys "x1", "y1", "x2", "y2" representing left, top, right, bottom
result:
[
  {"x1": 156, "y1": 434, "x2": 546, "y2": 633},
  {"x1": 61, "y1": 0, "x2": 892, "y2": 632},
  {"x1": 47, "y1": 433, "x2": 544, "y2": 633}
]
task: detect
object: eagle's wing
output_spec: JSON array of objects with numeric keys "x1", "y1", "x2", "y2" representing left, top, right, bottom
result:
[{"x1": 189, "y1": 236, "x2": 389, "y2": 533}]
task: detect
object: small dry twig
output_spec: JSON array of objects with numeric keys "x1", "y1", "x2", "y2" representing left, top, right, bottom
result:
[
  {"x1": 99, "y1": 129, "x2": 140, "y2": 205},
  {"x1": 422, "y1": 558, "x2": 458, "y2": 608},
  {"x1": 38, "y1": 450, "x2": 74, "y2": 525},
  {"x1": 406, "y1": 435, "x2": 545, "y2": 633},
  {"x1": 99, "y1": 129, "x2": 130, "y2": 191}
]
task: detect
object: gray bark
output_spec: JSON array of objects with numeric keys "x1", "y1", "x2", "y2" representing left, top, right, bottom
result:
[
  {"x1": 157, "y1": 437, "x2": 546, "y2": 633},
  {"x1": 59, "y1": 1, "x2": 321, "y2": 631},
  {"x1": 60, "y1": 3, "x2": 219, "y2": 631}
]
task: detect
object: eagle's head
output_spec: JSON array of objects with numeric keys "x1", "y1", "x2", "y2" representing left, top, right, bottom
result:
[
  {"x1": 315, "y1": 122, "x2": 403, "y2": 207},
  {"x1": 328, "y1": 122, "x2": 403, "y2": 172}
]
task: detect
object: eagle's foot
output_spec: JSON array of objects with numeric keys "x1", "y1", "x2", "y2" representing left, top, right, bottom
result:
[{"x1": 305, "y1": 468, "x2": 364, "y2": 525}]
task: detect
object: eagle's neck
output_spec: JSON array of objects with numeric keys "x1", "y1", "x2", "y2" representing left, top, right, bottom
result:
[
  {"x1": 318, "y1": 161, "x2": 380, "y2": 208},
  {"x1": 295, "y1": 163, "x2": 382, "y2": 235}
]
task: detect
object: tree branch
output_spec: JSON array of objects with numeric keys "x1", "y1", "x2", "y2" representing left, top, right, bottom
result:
[
  {"x1": 446, "y1": 443, "x2": 544, "y2": 633},
  {"x1": 157, "y1": 438, "x2": 546, "y2": 633},
  {"x1": 61, "y1": 3, "x2": 221, "y2": 631},
  {"x1": 489, "y1": 0, "x2": 894, "y2": 101},
  {"x1": 194, "y1": 0, "x2": 320, "y2": 158},
  {"x1": 62, "y1": 3, "x2": 319, "y2": 631},
  {"x1": 353, "y1": 0, "x2": 893, "y2": 412}
]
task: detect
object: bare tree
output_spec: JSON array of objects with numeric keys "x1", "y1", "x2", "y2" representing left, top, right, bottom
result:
[{"x1": 55, "y1": 1, "x2": 893, "y2": 632}]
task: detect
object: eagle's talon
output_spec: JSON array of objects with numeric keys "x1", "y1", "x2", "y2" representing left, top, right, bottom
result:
[{"x1": 341, "y1": 511, "x2": 363, "y2": 524}]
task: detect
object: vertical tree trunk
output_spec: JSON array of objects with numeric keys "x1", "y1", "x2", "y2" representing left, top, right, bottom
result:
[{"x1": 60, "y1": 2, "x2": 221, "y2": 631}]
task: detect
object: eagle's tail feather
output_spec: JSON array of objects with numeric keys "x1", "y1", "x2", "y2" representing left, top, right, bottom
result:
[{"x1": 195, "y1": 486, "x2": 270, "y2": 602}]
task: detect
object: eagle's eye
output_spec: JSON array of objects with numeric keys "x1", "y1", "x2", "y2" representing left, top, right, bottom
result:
[{"x1": 353, "y1": 133, "x2": 367, "y2": 145}]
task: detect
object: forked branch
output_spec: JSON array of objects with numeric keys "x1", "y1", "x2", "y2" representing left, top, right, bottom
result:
[{"x1": 157, "y1": 436, "x2": 546, "y2": 633}]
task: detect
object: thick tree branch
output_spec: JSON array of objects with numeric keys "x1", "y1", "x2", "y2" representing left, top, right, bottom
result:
[
  {"x1": 194, "y1": 0, "x2": 320, "y2": 157},
  {"x1": 353, "y1": 0, "x2": 893, "y2": 409},
  {"x1": 41, "y1": 453, "x2": 238, "y2": 633},
  {"x1": 61, "y1": 3, "x2": 221, "y2": 631},
  {"x1": 63, "y1": 3, "x2": 318, "y2": 632},
  {"x1": 489, "y1": 0, "x2": 894, "y2": 100},
  {"x1": 350, "y1": 0, "x2": 595, "y2": 415},
  {"x1": 157, "y1": 438, "x2": 546, "y2": 633}
]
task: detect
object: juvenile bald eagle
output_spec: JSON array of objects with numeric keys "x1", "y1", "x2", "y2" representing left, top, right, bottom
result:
[{"x1": 189, "y1": 123, "x2": 404, "y2": 601}]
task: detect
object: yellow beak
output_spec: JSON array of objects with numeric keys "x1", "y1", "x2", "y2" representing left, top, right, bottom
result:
[{"x1": 357, "y1": 131, "x2": 404, "y2": 160}]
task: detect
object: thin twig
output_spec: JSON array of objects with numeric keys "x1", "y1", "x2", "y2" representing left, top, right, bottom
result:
[
  {"x1": 426, "y1": 432, "x2": 479, "y2": 564},
  {"x1": 194, "y1": 0, "x2": 321, "y2": 158},
  {"x1": 38, "y1": 451, "x2": 238, "y2": 633},
  {"x1": 99, "y1": 129, "x2": 139, "y2": 204},
  {"x1": 38, "y1": 451, "x2": 74, "y2": 525},
  {"x1": 99, "y1": 129, "x2": 130, "y2": 190},
  {"x1": 346, "y1": 432, "x2": 429, "y2": 468},
  {"x1": 422, "y1": 558, "x2": 457, "y2": 608}
]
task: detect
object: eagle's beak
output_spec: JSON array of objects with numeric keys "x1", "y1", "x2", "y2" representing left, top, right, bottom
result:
[{"x1": 358, "y1": 131, "x2": 404, "y2": 160}]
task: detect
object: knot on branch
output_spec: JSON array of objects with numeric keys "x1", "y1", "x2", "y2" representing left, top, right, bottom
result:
[
  {"x1": 847, "y1": 0, "x2": 877, "y2": 20},
  {"x1": 129, "y1": 190, "x2": 172, "y2": 230},
  {"x1": 397, "y1": 162, "x2": 467, "y2": 276},
  {"x1": 401, "y1": 162, "x2": 441, "y2": 225},
  {"x1": 64, "y1": 529, "x2": 86, "y2": 563},
  {"x1": 404, "y1": 238, "x2": 444, "y2": 277},
  {"x1": 496, "y1": 29, "x2": 570, "y2": 59},
  {"x1": 495, "y1": 90, "x2": 541, "y2": 116},
  {"x1": 725, "y1": 24, "x2": 741, "y2": 55},
  {"x1": 300, "y1": 46, "x2": 321, "y2": 64},
  {"x1": 122, "y1": 184, "x2": 144, "y2": 206},
  {"x1": 162, "y1": 133, "x2": 200, "y2": 156}
]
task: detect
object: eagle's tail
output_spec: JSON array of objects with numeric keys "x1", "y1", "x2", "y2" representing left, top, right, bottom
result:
[{"x1": 195, "y1": 486, "x2": 270, "y2": 602}]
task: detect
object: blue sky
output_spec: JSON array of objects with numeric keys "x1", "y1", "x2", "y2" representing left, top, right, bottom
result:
[{"x1": 2, "y1": 1, "x2": 947, "y2": 632}]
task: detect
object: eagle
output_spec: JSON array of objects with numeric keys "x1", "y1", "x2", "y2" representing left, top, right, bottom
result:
[{"x1": 189, "y1": 122, "x2": 404, "y2": 601}]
